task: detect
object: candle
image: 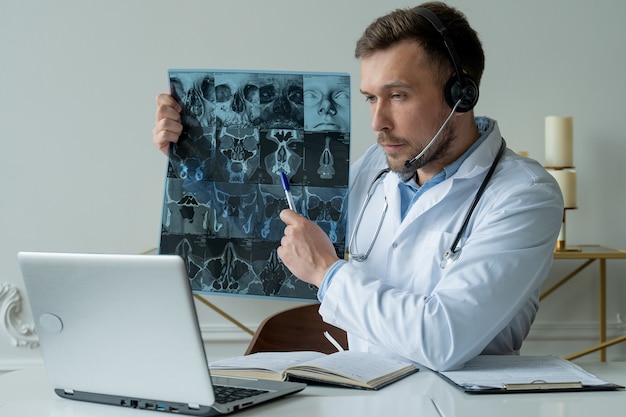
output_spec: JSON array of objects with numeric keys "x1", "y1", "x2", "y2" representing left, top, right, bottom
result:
[
  {"x1": 545, "y1": 116, "x2": 573, "y2": 167},
  {"x1": 547, "y1": 168, "x2": 577, "y2": 208}
]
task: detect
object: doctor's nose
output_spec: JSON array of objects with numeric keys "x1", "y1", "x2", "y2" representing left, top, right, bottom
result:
[{"x1": 370, "y1": 103, "x2": 392, "y2": 132}]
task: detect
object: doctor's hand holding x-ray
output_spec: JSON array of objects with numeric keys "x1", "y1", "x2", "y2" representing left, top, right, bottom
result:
[{"x1": 153, "y1": 2, "x2": 564, "y2": 372}]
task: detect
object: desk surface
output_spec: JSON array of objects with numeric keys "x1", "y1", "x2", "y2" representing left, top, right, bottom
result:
[
  {"x1": 553, "y1": 244, "x2": 626, "y2": 259},
  {"x1": 1, "y1": 362, "x2": 625, "y2": 417}
]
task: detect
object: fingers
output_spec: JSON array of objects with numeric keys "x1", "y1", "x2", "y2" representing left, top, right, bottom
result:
[
  {"x1": 152, "y1": 117, "x2": 182, "y2": 155},
  {"x1": 277, "y1": 210, "x2": 339, "y2": 287},
  {"x1": 153, "y1": 94, "x2": 183, "y2": 155},
  {"x1": 279, "y1": 208, "x2": 300, "y2": 225},
  {"x1": 156, "y1": 93, "x2": 182, "y2": 113}
]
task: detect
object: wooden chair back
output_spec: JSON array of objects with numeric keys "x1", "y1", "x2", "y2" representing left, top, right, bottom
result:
[{"x1": 245, "y1": 304, "x2": 348, "y2": 355}]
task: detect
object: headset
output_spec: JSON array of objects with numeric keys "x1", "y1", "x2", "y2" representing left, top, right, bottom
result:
[{"x1": 412, "y1": 7, "x2": 479, "y2": 113}]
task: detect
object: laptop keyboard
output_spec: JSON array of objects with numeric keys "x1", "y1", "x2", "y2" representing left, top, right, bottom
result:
[{"x1": 213, "y1": 385, "x2": 269, "y2": 404}]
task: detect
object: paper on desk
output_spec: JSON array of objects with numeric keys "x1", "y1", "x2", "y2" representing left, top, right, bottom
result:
[{"x1": 439, "y1": 355, "x2": 612, "y2": 390}]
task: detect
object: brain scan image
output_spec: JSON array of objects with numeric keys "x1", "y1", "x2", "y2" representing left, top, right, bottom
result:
[{"x1": 160, "y1": 70, "x2": 350, "y2": 300}]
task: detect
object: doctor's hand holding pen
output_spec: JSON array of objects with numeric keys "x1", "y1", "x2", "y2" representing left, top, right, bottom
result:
[{"x1": 277, "y1": 209, "x2": 339, "y2": 289}]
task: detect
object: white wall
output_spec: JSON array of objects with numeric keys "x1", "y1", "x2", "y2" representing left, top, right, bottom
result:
[{"x1": 2, "y1": 0, "x2": 625, "y2": 369}]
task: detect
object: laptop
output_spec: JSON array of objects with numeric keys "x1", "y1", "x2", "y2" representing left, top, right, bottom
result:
[{"x1": 18, "y1": 251, "x2": 306, "y2": 416}]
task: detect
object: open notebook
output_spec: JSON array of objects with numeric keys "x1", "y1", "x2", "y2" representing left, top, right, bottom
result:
[{"x1": 18, "y1": 251, "x2": 305, "y2": 416}]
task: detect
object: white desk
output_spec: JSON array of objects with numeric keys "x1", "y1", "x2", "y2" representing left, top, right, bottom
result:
[{"x1": 1, "y1": 362, "x2": 625, "y2": 417}]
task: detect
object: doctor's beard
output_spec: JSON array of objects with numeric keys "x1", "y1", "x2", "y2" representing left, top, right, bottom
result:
[{"x1": 377, "y1": 123, "x2": 456, "y2": 177}]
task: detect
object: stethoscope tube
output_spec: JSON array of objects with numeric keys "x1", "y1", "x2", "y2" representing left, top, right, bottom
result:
[
  {"x1": 348, "y1": 138, "x2": 507, "y2": 268},
  {"x1": 439, "y1": 138, "x2": 506, "y2": 268},
  {"x1": 347, "y1": 168, "x2": 390, "y2": 262}
]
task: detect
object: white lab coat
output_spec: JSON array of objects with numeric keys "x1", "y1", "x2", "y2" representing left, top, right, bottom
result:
[{"x1": 319, "y1": 119, "x2": 564, "y2": 371}]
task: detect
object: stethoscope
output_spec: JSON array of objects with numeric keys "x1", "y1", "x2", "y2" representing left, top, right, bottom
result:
[{"x1": 348, "y1": 139, "x2": 507, "y2": 269}]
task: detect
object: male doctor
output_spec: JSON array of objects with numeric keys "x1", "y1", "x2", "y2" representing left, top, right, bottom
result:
[{"x1": 153, "y1": 2, "x2": 564, "y2": 371}]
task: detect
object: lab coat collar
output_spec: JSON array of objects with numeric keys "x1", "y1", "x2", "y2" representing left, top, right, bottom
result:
[{"x1": 454, "y1": 118, "x2": 503, "y2": 179}]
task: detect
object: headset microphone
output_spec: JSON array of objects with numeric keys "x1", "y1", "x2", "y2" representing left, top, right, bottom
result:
[{"x1": 404, "y1": 99, "x2": 460, "y2": 169}]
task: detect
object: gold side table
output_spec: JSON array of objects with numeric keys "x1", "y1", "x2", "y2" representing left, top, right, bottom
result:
[{"x1": 541, "y1": 244, "x2": 626, "y2": 361}]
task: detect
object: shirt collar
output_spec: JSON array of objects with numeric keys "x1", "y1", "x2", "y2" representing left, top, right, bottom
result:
[{"x1": 401, "y1": 116, "x2": 495, "y2": 191}]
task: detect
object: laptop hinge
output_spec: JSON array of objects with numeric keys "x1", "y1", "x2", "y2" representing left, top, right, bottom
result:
[
  {"x1": 63, "y1": 389, "x2": 75, "y2": 395},
  {"x1": 188, "y1": 403, "x2": 200, "y2": 410}
]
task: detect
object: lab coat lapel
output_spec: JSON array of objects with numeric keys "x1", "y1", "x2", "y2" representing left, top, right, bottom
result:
[{"x1": 396, "y1": 177, "x2": 454, "y2": 235}]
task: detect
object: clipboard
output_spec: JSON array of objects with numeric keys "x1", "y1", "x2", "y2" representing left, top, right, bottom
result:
[
  {"x1": 457, "y1": 380, "x2": 624, "y2": 395},
  {"x1": 437, "y1": 355, "x2": 625, "y2": 395}
]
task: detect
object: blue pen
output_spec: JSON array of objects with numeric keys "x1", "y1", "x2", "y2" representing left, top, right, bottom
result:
[{"x1": 280, "y1": 172, "x2": 296, "y2": 211}]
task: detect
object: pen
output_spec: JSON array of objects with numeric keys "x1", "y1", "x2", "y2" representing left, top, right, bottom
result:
[
  {"x1": 280, "y1": 172, "x2": 296, "y2": 211},
  {"x1": 324, "y1": 331, "x2": 345, "y2": 352}
]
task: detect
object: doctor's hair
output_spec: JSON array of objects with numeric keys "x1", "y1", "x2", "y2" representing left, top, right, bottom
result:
[{"x1": 354, "y1": 2, "x2": 485, "y2": 89}]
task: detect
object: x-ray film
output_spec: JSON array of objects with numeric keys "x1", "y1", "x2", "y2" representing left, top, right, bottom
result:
[{"x1": 159, "y1": 69, "x2": 350, "y2": 300}]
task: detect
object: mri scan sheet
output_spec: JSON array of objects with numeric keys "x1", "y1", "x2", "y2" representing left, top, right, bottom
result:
[{"x1": 159, "y1": 69, "x2": 350, "y2": 300}]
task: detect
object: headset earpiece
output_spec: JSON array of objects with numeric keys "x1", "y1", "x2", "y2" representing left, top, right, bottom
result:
[
  {"x1": 413, "y1": 7, "x2": 479, "y2": 113},
  {"x1": 445, "y1": 74, "x2": 479, "y2": 113}
]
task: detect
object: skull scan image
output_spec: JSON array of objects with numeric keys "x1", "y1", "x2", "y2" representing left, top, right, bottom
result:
[
  {"x1": 259, "y1": 249, "x2": 289, "y2": 296},
  {"x1": 177, "y1": 157, "x2": 206, "y2": 185},
  {"x1": 170, "y1": 72, "x2": 215, "y2": 128},
  {"x1": 257, "y1": 74, "x2": 304, "y2": 129},
  {"x1": 304, "y1": 187, "x2": 347, "y2": 245},
  {"x1": 317, "y1": 135, "x2": 335, "y2": 179},
  {"x1": 214, "y1": 72, "x2": 262, "y2": 128},
  {"x1": 172, "y1": 126, "x2": 215, "y2": 163},
  {"x1": 161, "y1": 70, "x2": 350, "y2": 300},
  {"x1": 303, "y1": 74, "x2": 350, "y2": 132},
  {"x1": 252, "y1": 241, "x2": 316, "y2": 298},
  {"x1": 258, "y1": 184, "x2": 292, "y2": 240},
  {"x1": 170, "y1": 195, "x2": 211, "y2": 235},
  {"x1": 211, "y1": 183, "x2": 259, "y2": 239},
  {"x1": 201, "y1": 241, "x2": 260, "y2": 294},
  {"x1": 216, "y1": 127, "x2": 260, "y2": 183},
  {"x1": 162, "y1": 179, "x2": 211, "y2": 235},
  {"x1": 263, "y1": 129, "x2": 303, "y2": 182},
  {"x1": 172, "y1": 238, "x2": 207, "y2": 291},
  {"x1": 302, "y1": 132, "x2": 350, "y2": 188}
]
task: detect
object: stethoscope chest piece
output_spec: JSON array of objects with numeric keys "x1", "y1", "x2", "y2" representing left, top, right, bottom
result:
[{"x1": 440, "y1": 249, "x2": 461, "y2": 269}]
